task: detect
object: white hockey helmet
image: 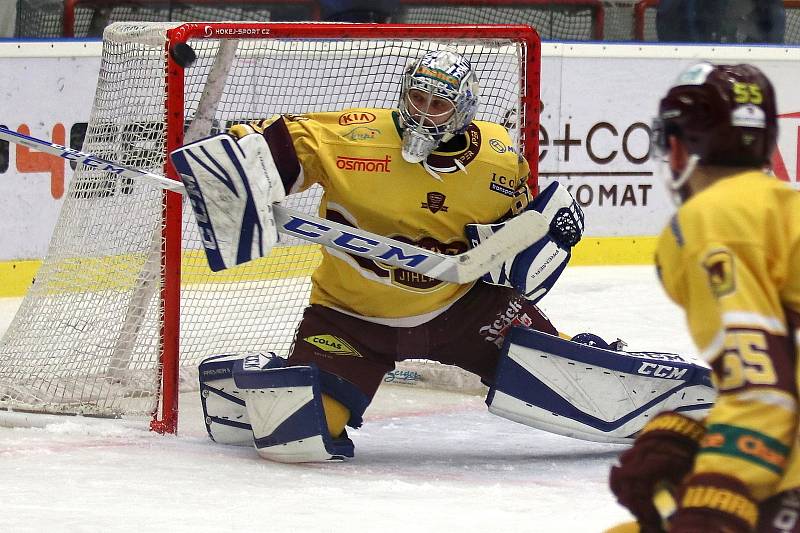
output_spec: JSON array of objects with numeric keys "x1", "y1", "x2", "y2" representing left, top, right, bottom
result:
[{"x1": 398, "y1": 50, "x2": 480, "y2": 163}]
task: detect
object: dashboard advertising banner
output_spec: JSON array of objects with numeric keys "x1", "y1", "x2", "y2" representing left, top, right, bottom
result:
[{"x1": 0, "y1": 43, "x2": 798, "y2": 261}]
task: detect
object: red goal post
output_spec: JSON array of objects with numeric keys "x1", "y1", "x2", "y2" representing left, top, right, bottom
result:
[{"x1": 0, "y1": 22, "x2": 540, "y2": 434}]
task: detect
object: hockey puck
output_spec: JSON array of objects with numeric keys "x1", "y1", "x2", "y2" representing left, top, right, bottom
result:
[{"x1": 170, "y1": 42, "x2": 197, "y2": 68}]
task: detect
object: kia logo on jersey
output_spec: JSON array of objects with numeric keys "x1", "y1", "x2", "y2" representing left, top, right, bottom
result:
[
  {"x1": 421, "y1": 192, "x2": 449, "y2": 213},
  {"x1": 335, "y1": 155, "x2": 391, "y2": 173},
  {"x1": 338, "y1": 112, "x2": 376, "y2": 126}
]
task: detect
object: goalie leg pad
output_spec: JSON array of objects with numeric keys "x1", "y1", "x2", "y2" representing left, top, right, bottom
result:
[
  {"x1": 199, "y1": 352, "x2": 283, "y2": 446},
  {"x1": 486, "y1": 327, "x2": 716, "y2": 443},
  {"x1": 233, "y1": 363, "x2": 355, "y2": 463}
]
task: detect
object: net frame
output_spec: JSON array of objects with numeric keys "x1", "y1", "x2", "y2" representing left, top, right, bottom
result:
[
  {"x1": 0, "y1": 22, "x2": 540, "y2": 434},
  {"x1": 161, "y1": 23, "x2": 540, "y2": 433}
]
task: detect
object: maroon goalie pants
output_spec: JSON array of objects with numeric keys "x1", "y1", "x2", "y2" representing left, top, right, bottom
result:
[
  {"x1": 758, "y1": 488, "x2": 800, "y2": 532},
  {"x1": 287, "y1": 283, "x2": 557, "y2": 400}
]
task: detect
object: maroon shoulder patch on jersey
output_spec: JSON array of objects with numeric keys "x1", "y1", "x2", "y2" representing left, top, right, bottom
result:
[{"x1": 424, "y1": 123, "x2": 481, "y2": 174}]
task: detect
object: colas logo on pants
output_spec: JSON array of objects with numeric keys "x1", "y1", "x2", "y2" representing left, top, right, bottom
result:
[{"x1": 303, "y1": 335, "x2": 363, "y2": 357}]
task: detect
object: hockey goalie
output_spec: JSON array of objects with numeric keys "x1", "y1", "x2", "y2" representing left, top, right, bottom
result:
[{"x1": 172, "y1": 50, "x2": 714, "y2": 463}]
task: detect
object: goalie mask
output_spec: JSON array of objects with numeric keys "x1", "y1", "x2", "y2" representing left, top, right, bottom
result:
[
  {"x1": 652, "y1": 62, "x2": 778, "y2": 200},
  {"x1": 398, "y1": 50, "x2": 480, "y2": 163}
]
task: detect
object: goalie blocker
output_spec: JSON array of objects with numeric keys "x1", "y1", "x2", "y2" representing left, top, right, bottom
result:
[
  {"x1": 465, "y1": 181, "x2": 584, "y2": 304},
  {"x1": 487, "y1": 327, "x2": 716, "y2": 443}
]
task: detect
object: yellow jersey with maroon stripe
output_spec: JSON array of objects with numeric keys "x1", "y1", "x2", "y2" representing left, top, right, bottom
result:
[
  {"x1": 655, "y1": 170, "x2": 800, "y2": 501},
  {"x1": 262, "y1": 108, "x2": 531, "y2": 323}
]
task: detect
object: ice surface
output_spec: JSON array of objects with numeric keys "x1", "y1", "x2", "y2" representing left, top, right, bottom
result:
[{"x1": 0, "y1": 266, "x2": 693, "y2": 533}]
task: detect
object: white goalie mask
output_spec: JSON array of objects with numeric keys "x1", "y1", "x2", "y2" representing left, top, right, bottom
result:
[{"x1": 398, "y1": 50, "x2": 480, "y2": 163}]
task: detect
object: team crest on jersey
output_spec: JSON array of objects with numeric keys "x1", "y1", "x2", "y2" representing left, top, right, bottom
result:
[
  {"x1": 421, "y1": 192, "x2": 449, "y2": 213},
  {"x1": 425, "y1": 123, "x2": 482, "y2": 173},
  {"x1": 702, "y1": 249, "x2": 736, "y2": 298},
  {"x1": 338, "y1": 111, "x2": 376, "y2": 126},
  {"x1": 303, "y1": 335, "x2": 363, "y2": 357}
]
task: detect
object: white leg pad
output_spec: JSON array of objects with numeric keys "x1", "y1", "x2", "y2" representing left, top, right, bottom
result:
[
  {"x1": 487, "y1": 328, "x2": 717, "y2": 443},
  {"x1": 199, "y1": 352, "x2": 278, "y2": 446},
  {"x1": 233, "y1": 363, "x2": 354, "y2": 463}
]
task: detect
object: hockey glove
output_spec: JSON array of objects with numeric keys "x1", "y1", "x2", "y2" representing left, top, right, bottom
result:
[
  {"x1": 465, "y1": 182, "x2": 583, "y2": 303},
  {"x1": 609, "y1": 412, "x2": 705, "y2": 529},
  {"x1": 669, "y1": 473, "x2": 758, "y2": 533}
]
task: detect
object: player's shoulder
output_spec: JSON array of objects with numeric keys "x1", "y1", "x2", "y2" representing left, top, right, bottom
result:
[
  {"x1": 289, "y1": 108, "x2": 396, "y2": 141},
  {"x1": 294, "y1": 107, "x2": 392, "y2": 126},
  {"x1": 683, "y1": 169, "x2": 791, "y2": 221},
  {"x1": 656, "y1": 213, "x2": 684, "y2": 257},
  {"x1": 459, "y1": 120, "x2": 520, "y2": 168},
  {"x1": 472, "y1": 119, "x2": 515, "y2": 145}
]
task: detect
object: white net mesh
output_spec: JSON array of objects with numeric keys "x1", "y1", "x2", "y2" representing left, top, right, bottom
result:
[{"x1": 0, "y1": 22, "x2": 532, "y2": 423}]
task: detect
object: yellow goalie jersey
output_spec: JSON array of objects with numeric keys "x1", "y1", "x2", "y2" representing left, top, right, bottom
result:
[
  {"x1": 261, "y1": 108, "x2": 531, "y2": 323},
  {"x1": 655, "y1": 170, "x2": 800, "y2": 501}
]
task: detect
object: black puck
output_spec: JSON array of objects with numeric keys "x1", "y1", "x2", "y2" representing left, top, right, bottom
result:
[{"x1": 170, "y1": 42, "x2": 197, "y2": 68}]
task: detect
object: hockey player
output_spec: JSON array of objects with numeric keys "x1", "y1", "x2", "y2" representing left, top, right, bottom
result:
[
  {"x1": 607, "y1": 63, "x2": 800, "y2": 532},
  {"x1": 176, "y1": 50, "x2": 713, "y2": 463}
]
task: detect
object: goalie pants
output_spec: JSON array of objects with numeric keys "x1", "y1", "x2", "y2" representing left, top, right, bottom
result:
[
  {"x1": 287, "y1": 283, "x2": 557, "y2": 400},
  {"x1": 757, "y1": 488, "x2": 800, "y2": 532}
]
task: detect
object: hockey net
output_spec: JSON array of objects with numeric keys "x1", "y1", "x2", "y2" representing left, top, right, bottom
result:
[{"x1": 0, "y1": 22, "x2": 539, "y2": 432}]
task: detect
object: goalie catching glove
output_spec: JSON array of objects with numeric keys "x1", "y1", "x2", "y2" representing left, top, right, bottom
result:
[{"x1": 465, "y1": 181, "x2": 584, "y2": 302}]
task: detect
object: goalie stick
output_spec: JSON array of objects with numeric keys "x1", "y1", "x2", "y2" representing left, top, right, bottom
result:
[{"x1": 0, "y1": 126, "x2": 550, "y2": 284}]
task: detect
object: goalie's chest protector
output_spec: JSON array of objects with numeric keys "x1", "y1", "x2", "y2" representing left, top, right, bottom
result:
[{"x1": 283, "y1": 108, "x2": 527, "y2": 320}]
